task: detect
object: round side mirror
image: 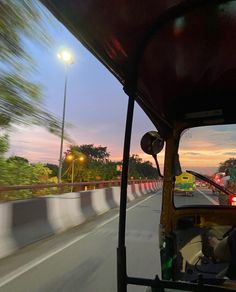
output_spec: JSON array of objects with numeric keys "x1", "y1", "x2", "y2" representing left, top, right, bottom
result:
[{"x1": 140, "y1": 131, "x2": 164, "y2": 155}]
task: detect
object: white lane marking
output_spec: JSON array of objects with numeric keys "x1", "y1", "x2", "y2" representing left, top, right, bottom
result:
[
  {"x1": 196, "y1": 189, "x2": 218, "y2": 205},
  {"x1": 0, "y1": 191, "x2": 161, "y2": 287}
]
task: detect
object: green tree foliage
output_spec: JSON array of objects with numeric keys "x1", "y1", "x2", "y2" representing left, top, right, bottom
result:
[
  {"x1": 0, "y1": 156, "x2": 53, "y2": 200},
  {"x1": 218, "y1": 158, "x2": 236, "y2": 173},
  {"x1": 0, "y1": 134, "x2": 9, "y2": 156},
  {"x1": 62, "y1": 145, "x2": 157, "y2": 182},
  {"x1": 44, "y1": 163, "x2": 58, "y2": 177},
  {"x1": 100, "y1": 161, "x2": 119, "y2": 181},
  {"x1": 129, "y1": 154, "x2": 157, "y2": 179},
  {"x1": 69, "y1": 144, "x2": 110, "y2": 162},
  {"x1": 63, "y1": 144, "x2": 111, "y2": 182},
  {"x1": 7, "y1": 155, "x2": 29, "y2": 164},
  {"x1": 0, "y1": 0, "x2": 62, "y2": 135},
  {"x1": 0, "y1": 145, "x2": 157, "y2": 200},
  {"x1": 218, "y1": 158, "x2": 236, "y2": 192},
  {"x1": 63, "y1": 144, "x2": 115, "y2": 182}
]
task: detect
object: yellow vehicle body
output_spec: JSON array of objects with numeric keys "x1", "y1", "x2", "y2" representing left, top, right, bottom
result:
[{"x1": 175, "y1": 172, "x2": 195, "y2": 195}]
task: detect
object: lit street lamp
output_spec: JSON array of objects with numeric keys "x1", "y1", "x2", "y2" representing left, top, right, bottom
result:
[
  {"x1": 57, "y1": 49, "x2": 74, "y2": 183},
  {"x1": 67, "y1": 154, "x2": 85, "y2": 192}
]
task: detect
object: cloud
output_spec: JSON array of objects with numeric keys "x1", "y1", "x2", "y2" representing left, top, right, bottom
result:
[
  {"x1": 9, "y1": 126, "x2": 61, "y2": 164},
  {"x1": 182, "y1": 152, "x2": 201, "y2": 156},
  {"x1": 222, "y1": 152, "x2": 236, "y2": 156}
]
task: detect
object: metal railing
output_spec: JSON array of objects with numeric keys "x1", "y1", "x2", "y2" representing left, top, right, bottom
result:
[{"x1": 0, "y1": 179, "x2": 160, "y2": 201}]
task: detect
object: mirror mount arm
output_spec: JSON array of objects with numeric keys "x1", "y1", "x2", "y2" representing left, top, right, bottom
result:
[{"x1": 152, "y1": 154, "x2": 164, "y2": 178}]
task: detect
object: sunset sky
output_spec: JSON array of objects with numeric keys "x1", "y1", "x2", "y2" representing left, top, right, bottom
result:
[
  {"x1": 8, "y1": 4, "x2": 155, "y2": 166},
  {"x1": 7, "y1": 2, "x2": 236, "y2": 176},
  {"x1": 179, "y1": 125, "x2": 236, "y2": 174}
]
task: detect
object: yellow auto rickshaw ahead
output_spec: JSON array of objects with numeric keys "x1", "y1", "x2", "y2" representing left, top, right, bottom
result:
[{"x1": 175, "y1": 171, "x2": 196, "y2": 196}]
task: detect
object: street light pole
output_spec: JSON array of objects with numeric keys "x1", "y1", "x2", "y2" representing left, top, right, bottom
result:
[
  {"x1": 71, "y1": 159, "x2": 75, "y2": 192},
  {"x1": 71, "y1": 159, "x2": 75, "y2": 184},
  {"x1": 57, "y1": 49, "x2": 73, "y2": 183},
  {"x1": 58, "y1": 64, "x2": 68, "y2": 183},
  {"x1": 66, "y1": 154, "x2": 85, "y2": 192}
]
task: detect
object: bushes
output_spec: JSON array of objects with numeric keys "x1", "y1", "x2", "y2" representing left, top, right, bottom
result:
[{"x1": 0, "y1": 157, "x2": 54, "y2": 201}]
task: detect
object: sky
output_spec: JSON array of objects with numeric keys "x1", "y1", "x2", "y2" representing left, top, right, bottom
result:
[
  {"x1": 6, "y1": 2, "x2": 236, "y2": 176},
  {"x1": 8, "y1": 3, "x2": 157, "y2": 166},
  {"x1": 179, "y1": 125, "x2": 236, "y2": 175}
]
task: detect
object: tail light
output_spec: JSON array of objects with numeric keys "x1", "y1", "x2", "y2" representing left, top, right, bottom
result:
[{"x1": 229, "y1": 195, "x2": 236, "y2": 206}]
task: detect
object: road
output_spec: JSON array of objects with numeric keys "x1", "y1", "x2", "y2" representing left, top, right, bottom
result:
[
  {"x1": 174, "y1": 187, "x2": 219, "y2": 207},
  {"x1": 0, "y1": 188, "x2": 216, "y2": 292},
  {"x1": 0, "y1": 192, "x2": 162, "y2": 292}
]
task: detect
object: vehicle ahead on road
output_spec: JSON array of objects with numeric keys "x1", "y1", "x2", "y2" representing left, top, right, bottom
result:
[
  {"x1": 211, "y1": 171, "x2": 230, "y2": 204},
  {"x1": 41, "y1": 1, "x2": 236, "y2": 291},
  {"x1": 175, "y1": 172, "x2": 195, "y2": 196},
  {"x1": 213, "y1": 172, "x2": 226, "y2": 187}
]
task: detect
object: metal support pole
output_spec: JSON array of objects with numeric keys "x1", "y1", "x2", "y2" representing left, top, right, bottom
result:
[
  {"x1": 71, "y1": 159, "x2": 74, "y2": 192},
  {"x1": 71, "y1": 160, "x2": 74, "y2": 184},
  {"x1": 117, "y1": 94, "x2": 135, "y2": 292},
  {"x1": 58, "y1": 64, "x2": 68, "y2": 183}
]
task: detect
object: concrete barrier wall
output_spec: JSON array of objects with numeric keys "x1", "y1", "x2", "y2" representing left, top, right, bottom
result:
[{"x1": 0, "y1": 181, "x2": 162, "y2": 259}]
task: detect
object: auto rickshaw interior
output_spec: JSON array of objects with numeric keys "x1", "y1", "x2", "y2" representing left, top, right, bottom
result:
[
  {"x1": 41, "y1": 0, "x2": 236, "y2": 291},
  {"x1": 141, "y1": 125, "x2": 236, "y2": 288}
]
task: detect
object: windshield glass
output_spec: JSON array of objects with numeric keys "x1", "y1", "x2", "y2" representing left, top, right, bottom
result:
[{"x1": 174, "y1": 124, "x2": 236, "y2": 208}]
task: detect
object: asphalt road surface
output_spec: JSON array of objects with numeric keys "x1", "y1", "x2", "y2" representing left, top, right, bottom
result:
[
  {"x1": 0, "y1": 192, "x2": 162, "y2": 292},
  {"x1": 174, "y1": 187, "x2": 219, "y2": 207},
  {"x1": 0, "y1": 188, "x2": 216, "y2": 292}
]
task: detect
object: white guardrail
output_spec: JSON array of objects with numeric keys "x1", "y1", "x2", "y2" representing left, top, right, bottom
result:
[{"x1": 0, "y1": 181, "x2": 162, "y2": 259}]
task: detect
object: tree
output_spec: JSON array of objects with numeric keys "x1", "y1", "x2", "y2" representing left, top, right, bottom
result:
[
  {"x1": 69, "y1": 144, "x2": 110, "y2": 162},
  {"x1": 129, "y1": 154, "x2": 157, "y2": 179},
  {"x1": 101, "y1": 161, "x2": 119, "y2": 180},
  {"x1": 0, "y1": 134, "x2": 9, "y2": 156},
  {"x1": 140, "y1": 160, "x2": 158, "y2": 178},
  {"x1": 0, "y1": 157, "x2": 53, "y2": 200},
  {"x1": 62, "y1": 145, "x2": 158, "y2": 182},
  {"x1": 44, "y1": 163, "x2": 58, "y2": 177},
  {"x1": 63, "y1": 144, "x2": 113, "y2": 182},
  {"x1": 0, "y1": 0, "x2": 62, "y2": 135},
  {"x1": 218, "y1": 158, "x2": 236, "y2": 173},
  {"x1": 218, "y1": 158, "x2": 236, "y2": 192},
  {"x1": 7, "y1": 156, "x2": 29, "y2": 164}
]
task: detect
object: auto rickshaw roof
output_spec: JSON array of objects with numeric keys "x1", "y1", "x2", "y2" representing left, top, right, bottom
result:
[{"x1": 41, "y1": 0, "x2": 236, "y2": 136}]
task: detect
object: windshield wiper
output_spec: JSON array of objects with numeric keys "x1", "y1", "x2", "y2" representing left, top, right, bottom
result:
[{"x1": 186, "y1": 170, "x2": 234, "y2": 195}]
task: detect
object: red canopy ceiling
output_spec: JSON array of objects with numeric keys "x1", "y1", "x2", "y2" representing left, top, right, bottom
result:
[{"x1": 42, "y1": 0, "x2": 236, "y2": 134}]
